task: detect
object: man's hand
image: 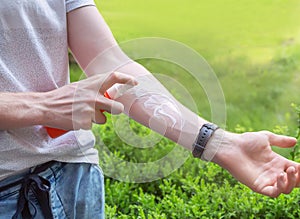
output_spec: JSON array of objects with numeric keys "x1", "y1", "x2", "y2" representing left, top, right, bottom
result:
[
  {"x1": 212, "y1": 130, "x2": 300, "y2": 197},
  {"x1": 41, "y1": 72, "x2": 137, "y2": 131}
]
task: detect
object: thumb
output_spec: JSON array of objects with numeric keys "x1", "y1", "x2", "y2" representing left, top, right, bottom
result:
[{"x1": 260, "y1": 131, "x2": 297, "y2": 148}]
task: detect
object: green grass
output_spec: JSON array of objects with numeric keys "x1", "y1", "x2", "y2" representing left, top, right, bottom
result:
[
  {"x1": 93, "y1": 0, "x2": 300, "y2": 131},
  {"x1": 70, "y1": 0, "x2": 300, "y2": 218}
]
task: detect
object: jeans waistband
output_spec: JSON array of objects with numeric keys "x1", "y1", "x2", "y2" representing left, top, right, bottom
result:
[
  {"x1": 0, "y1": 161, "x2": 65, "y2": 192},
  {"x1": 0, "y1": 161, "x2": 66, "y2": 219}
]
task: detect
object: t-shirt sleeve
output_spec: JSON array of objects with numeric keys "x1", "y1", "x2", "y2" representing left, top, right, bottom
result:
[{"x1": 66, "y1": 0, "x2": 96, "y2": 13}]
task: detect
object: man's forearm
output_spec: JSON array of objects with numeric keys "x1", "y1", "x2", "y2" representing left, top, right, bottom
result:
[
  {"x1": 0, "y1": 92, "x2": 46, "y2": 130},
  {"x1": 107, "y1": 62, "x2": 209, "y2": 151}
]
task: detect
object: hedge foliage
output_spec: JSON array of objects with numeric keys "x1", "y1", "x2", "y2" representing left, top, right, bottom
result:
[{"x1": 92, "y1": 118, "x2": 300, "y2": 219}]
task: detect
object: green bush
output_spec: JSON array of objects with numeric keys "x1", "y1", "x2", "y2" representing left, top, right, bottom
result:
[{"x1": 91, "y1": 119, "x2": 300, "y2": 219}]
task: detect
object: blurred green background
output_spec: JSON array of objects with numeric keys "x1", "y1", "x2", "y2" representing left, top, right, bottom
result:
[
  {"x1": 72, "y1": 0, "x2": 300, "y2": 218},
  {"x1": 93, "y1": 0, "x2": 300, "y2": 131}
]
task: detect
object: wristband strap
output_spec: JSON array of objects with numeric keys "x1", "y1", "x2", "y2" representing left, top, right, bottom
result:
[{"x1": 192, "y1": 123, "x2": 219, "y2": 158}]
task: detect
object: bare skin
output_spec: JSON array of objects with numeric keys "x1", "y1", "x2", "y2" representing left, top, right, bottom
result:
[{"x1": 211, "y1": 130, "x2": 299, "y2": 197}]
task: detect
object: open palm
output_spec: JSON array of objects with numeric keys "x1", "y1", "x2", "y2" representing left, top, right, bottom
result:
[{"x1": 213, "y1": 131, "x2": 300, "y2": 197}]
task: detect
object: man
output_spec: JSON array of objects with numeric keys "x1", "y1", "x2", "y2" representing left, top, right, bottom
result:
[{"x1": 0, "y1": 0, "x2": 299, "y2": 218}]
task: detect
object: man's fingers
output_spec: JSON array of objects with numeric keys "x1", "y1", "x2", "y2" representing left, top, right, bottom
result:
[
  {"x1": 276, "y1": 166, "x2": 297, "y2": 195},
  {"x1": 259, "y1": 173, "x2": 289, "y2": 198},
  {"x1": 95, "y1": 96, "x2": 124, "y2": 115},
  {"x1": 284, "y1": 166, "x2": 297, "y2": 194},
  {"x1": 260, "y1": 185, "x2": 281, "y2": 198},
  {"x1": 93, "y1": 110, "x2": 107, "y2": 124},
  {"x1": 92, "y1": 97, "x2": 124, "y2": 124},
  {"x1": 98, "y1": 72, "x2": 138, "y2": 94},
  {"x1": 260, "y1": 131, "x2": 297, "y2": 148},
  {"x1": 296, "y1": 165, "x2": 300, "y2": 187}
]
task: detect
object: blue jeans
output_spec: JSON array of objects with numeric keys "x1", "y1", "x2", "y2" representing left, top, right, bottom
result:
[{"x1": 0, "y1": 162, "x2": 105, "y2": 219}]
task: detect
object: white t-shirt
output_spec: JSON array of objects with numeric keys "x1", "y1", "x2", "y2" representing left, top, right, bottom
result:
[{"x1": 0, "y1": 0, "x2": 99, "y2": 180}]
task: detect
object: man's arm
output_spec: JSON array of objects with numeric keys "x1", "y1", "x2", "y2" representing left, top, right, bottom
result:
[
  {"x1": 67, "y1": 5, "x2": 300, "y2": 197},
  {"x1": 0, "y1": 92, "x2": 45, "y2": 130},
  {"x1": 0, "y1": 73, "x2": 137, "y2": 131}
]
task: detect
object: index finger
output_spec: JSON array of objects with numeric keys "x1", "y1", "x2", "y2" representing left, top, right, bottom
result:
[{"x1": 99, "y1": 72, "x2": 138, "y2": 94}]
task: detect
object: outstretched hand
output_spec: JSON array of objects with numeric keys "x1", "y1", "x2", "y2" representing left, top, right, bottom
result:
[{"x1": 212, "y1": 130, "x2": 300, "y2": 197}]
